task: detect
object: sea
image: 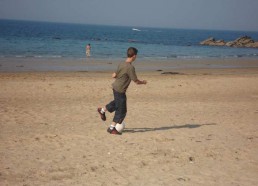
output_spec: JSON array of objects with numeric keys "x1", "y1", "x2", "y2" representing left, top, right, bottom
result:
[{"x1": 0, "y1": 19, "x2": 258, "y2": 60}]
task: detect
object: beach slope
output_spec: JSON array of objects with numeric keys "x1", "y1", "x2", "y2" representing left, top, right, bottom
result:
[{"x1": 0, "y1": 68, "x2": 258, "y2": 185}]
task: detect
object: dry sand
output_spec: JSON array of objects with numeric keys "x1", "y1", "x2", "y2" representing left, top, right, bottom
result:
[{"x1": 0, "y1": 66, "x2": 258, "y2": 185}]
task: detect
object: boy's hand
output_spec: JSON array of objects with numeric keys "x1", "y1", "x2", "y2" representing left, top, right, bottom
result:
[
  {"x1": 134, "y1": 79, "x2": 147, "y2": 85},
  {"x1": 142, "y1": 80, "x2": 147, "y2": 84},
  {"x1": 112, "y1": 73, "x2": 117, "y2": 78}
]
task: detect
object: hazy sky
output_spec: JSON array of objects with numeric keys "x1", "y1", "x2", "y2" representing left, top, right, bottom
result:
[{"x1": 0, "y1": 0, "x2": 258, "y2": 31}]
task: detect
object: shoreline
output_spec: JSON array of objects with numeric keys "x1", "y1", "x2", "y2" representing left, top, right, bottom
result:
[{"x1": 0, "y1": 57, "x2": 258, "y2": 72}]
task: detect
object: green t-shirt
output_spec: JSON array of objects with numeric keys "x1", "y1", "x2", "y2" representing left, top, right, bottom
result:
[{"x1": 112, "y1": 62, "x2": 138, "y2": 93}]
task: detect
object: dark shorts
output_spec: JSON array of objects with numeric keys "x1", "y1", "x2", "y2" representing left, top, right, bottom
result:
[{"x1": 106, "y1": 89, "x2": 127, "y2": 124}]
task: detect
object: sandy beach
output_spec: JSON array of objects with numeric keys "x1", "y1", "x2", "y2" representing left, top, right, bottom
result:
[{"x1": 1, "y1": 59, "x2": 258, "y2": 185}]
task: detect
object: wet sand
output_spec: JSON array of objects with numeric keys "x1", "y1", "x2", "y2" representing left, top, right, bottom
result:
[{"x1": 1, "y1": 57, "x2": 258, "y2": 72}]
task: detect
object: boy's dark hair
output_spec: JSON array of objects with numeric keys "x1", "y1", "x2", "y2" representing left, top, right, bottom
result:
[{"x1": 127, "y1": 47, "x2": 138, "y2": 58}]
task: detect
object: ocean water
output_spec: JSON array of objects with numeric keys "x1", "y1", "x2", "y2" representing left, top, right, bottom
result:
[{"x1": 0, "y1": 19, "x2": 258, "y2": 60}]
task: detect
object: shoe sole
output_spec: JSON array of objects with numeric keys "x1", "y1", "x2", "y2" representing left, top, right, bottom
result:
[
  {"x1": 97, "y1": 108, "x2": 106, "y2": 121},
  {"x1": 110, "y1": 128, "x2": 122, "y2": 135}
]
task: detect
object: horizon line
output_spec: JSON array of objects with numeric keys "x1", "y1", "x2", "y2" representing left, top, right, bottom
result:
[{"x1": 1, "y1": 18, "x2": 258, "y2": 33}]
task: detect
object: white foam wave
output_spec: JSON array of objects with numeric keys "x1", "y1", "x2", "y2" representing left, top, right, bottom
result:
[{"x1": 132, "y1": 28, "x2": 141, "y2": 31}]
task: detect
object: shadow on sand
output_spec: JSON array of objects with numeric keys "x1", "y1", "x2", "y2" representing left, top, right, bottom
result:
[{"x1": 124, "y1": 123, "x2": 217, "y2": 133}]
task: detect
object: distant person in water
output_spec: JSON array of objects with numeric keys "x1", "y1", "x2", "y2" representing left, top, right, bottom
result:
[{"x1": 86, "y1": 44, "x2": 91, "y2": 57}]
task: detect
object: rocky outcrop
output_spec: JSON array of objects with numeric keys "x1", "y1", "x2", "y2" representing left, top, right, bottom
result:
[{"x1": 200, "y1": 36, "x2": 258, "y2": 48}]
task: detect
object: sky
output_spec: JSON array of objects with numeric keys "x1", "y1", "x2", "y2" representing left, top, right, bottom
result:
[{"x1": 0, "y1": 0, "x2": 258, "y2": 31}]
